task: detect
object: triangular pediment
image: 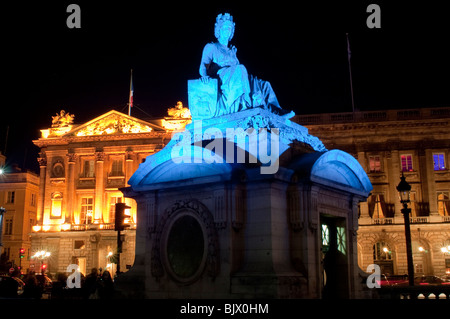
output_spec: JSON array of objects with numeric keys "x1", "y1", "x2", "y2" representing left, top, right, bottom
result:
[{"x1": 64, "y1": 110, "x2": 164, "y2": 137}]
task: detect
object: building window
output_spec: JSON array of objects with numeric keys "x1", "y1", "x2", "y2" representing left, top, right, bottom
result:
[
  {"x1": 415, "y1": 263, "x2": 424, "y2": 274},
  {"x1": 31, "y1": 193, "x2": 37, "y2": 206},
  {"x1": 337, "y1": 226, "x2": 346, "y2": 255},
  {"x1": 83, "y1": 160, "x2": 95, "y2": 178},
  {"x1": 111, "y1": 159, "x2": 124, "y2": 176},
  {"x1": 369, "y1": 194, "x2": 387, "y2": 218},
  {"x1": 109, "y1": 196, "x2": 123, "y2": 224},
  {"x1": 433, "y1": 153, "x2": 446, "y2": 171},
  {"x1": 369, "y1": 155, "x2": 381, "y2": 172},
  {"x1": 4, "y1": 218, "x2": 13, "y2": 235},
  {"x1": 29, "y1": 218, "x2": 35, "y2": 233},
  {"x1": 74, "y1": 240, "x2": 85, "y2": 250},
  {"x1": 401, "y1": 154, "x2": 413, "y2": 172},
  {"x1": 373, "y1": 242, "x2": 392, "y2": 261},
  {"x1": 6, "y1": 191, "x2": 15, "y2": 204},
  {"x1": 80, "y1": 197, "x2": 94, "y2": 224},
  {"x1": 437, "y1": 192, "x2": 450, "y2": 216},
  {"x1": 321, "y1": 224, "x2": 330, "y2": 247},
  {"x1": 51, "y1": 193, "x2": 63, "y2": 218}
]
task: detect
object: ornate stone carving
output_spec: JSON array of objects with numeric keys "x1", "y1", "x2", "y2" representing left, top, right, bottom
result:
[
  {"x1": 125, "y1": 150, "x2": 134, "y2": 161},
  {"x1": 37, "y1": 152, "x2": 47, "y2": 167},
  {"x1": 167, "y1": 101, "x2": 191, "y2": 119},
  {"x1": 66, "y1": 152, "x2": 77, "y2": 163},
  {"x1": 288, "y1": 189, "x2": 304, "y2": 231},
  {"x1": 41, "y1": 110, "x2": 75, "y2": 138},
  {"x1": 74, "y1": 113, "x2": 153, "y2": 137},
  {"x1": 52, "y1": 110, "x2": 75, "y2": 127},
  {"x1": 151, "y1": 199, "x2": 220, "y2": 281},
  {"x1": 51, "y1": 157, "x2": 65, "y2": 178},
  {"x1": 232, "y1": 188, "x2": 245, "y2": 231},
  {"x1": 214, "y1": 190, "x2": 226, "y2": 228},
  {"x1": 95, "y1": 151, "x2": 105, "y2": 162}
]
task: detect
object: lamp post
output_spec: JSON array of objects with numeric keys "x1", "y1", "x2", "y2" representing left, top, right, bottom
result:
[
  {"x1": 396, "y1": 173, "x2": 414, "y2": 286},
  {"x1": 31, "y1": 250, "x2": 51, "y2": 274},
  {"x1": 0, "y1": 207, "x2": 5, "y2": 255}
]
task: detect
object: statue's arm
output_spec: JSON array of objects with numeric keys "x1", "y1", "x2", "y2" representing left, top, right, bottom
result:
[{"x1": 199, "y1": 43, "x2": 214, "y2": 82}]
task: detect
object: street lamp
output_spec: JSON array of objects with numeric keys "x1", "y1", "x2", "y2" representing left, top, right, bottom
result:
[
  {"x1": 31, "y1": 250, "x2": 51, "y2": 274},
  {"x1": 0, "y1": 207, "x2": 5, "y2": 256},
  {"x1": 396, "y1": 173, "x2": 414, "y2": 286}
]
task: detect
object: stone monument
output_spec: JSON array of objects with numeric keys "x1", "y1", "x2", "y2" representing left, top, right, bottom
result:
[{"x1": 116, "y1": 13, "x2": 372, "y2": 299}]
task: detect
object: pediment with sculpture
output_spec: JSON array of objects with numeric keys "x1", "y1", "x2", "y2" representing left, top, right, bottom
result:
[
  {"x1": 69, "y1": 111, "x2": 157, "y2": 137},
  {"x1": 40, "y1": 110, "x2": 164, "y2": 139}
]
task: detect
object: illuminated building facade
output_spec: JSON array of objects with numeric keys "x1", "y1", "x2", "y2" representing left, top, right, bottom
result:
[
  {"x1": 295, "y1": 107, "x2": 450, "y2": 277},
  {"x1": 30, "y1": 107, "x2": 189, "y2": 275},
  {"x1": 0, "y1": 154, "x2": 39, "y2": 273}
]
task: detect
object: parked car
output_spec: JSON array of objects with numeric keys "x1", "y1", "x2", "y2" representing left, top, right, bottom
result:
[
  {"x1": 386, "y1": 274, "x2": 409, "y2": 286},
  {"x1": 377, "y1": 274, "x2": 391, "y2": 286},
  {"x1": 416, "y1": 275, "x2": 450, "y2": 285},
  {"x1": 0, "y1": 275, "x2": 25, "y2": 297},
  {"x1": 36, "y1": 274, "x2": 53, "y2": 294}
]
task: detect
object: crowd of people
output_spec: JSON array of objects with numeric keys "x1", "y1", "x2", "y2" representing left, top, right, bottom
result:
[
  {"x1": 52, "y1": 268, "x2": 116, "y2": 299},
  {"x1": 0, "y1": 267, "x2": 116, "y2": 299}
]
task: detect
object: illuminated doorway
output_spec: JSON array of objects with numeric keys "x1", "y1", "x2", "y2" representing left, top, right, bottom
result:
[{"x1": 321, "y1": 215, "x2": 349, "y2": 299}]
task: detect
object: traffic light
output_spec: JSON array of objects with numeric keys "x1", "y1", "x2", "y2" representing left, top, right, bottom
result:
[
  {"x1": 19, "y1": 248, "x2": 25, "y2": 259},
  {"x1": 41, "y1": 264, "x2": 47, "y2": 272},
  {"x1": 115, "y1": 203, "x2": 131, "y2": 231}
]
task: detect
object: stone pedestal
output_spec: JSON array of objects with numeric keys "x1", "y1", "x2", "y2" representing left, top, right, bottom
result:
[{"x1": 118, "y1": 109, "x2": 372, "y2": 298}]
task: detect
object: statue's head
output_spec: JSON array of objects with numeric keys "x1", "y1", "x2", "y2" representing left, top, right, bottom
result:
[{"x1": 214, "y1": 13, "x2": 235, "y2": 41}]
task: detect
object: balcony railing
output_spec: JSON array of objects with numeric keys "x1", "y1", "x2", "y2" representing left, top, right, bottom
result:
[
  {"x1": 372, "y1": 218, "x2": 394, "y2": 225},
  {"x1": 69, "y1": 223, "x2": 136, "y2": 231},
  {"x1": 295, "y1": 106, "x2": 450, "y2": 125},
  {"x1": 410, "y1": 216, "x2": 429, "y2": 224},
  {"x1": 33, "y1": 223, "x2": 136, "y2": 232},
  {"x1": 378, "y1": 285, "x2": 450, "y2": 299},
  {"x1": 371, "y1": 217, "x2": 431, "y2": 225}
]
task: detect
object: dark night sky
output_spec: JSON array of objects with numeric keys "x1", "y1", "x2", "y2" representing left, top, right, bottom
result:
[{"x1": 1, "y1": 1, "x2": 450, "y2": 173}]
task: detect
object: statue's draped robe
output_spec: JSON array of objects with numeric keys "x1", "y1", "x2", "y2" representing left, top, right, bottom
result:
[{"x1": 200, "y1": 42, "x2": 282, "y2": 116}]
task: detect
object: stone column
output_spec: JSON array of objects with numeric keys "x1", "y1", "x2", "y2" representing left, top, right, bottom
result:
[
  {"x1": 125, "y1": 151, "x2": 134, "y2": 187},
  {"x1": 232, "y1": 178, "x2": 305, "y2": 298},
  {"x1": 349, "y1": 196, "x2": 363, "y2": 298},
  {"x1": 66, "y1": 153, "x2": 77, "y2": 223},
  {"x1": 425, "y1": 149, "x2": 440, "y2": 221},
  {"x1": 387, "y1": 150, "x2": 403, "y2": 221},
  {"x1": 37, "y1": 152, "x2": 47, "y2": 224},
  {"x1": 94, "y1": 151, "x2": 105, "y2": 223}
]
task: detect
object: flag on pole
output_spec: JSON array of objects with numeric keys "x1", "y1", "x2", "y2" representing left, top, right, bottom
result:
[
  {"x1": 128, "y1": 69, "x2": 134, "y2": 111},
  {"x1": 346, "y1": 33, "x2": 355, "y2": 113},
  {"x1": 346, "y1": 33, "x2": 351, "y2": 61}
]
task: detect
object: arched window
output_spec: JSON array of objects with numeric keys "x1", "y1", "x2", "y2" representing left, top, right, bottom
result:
[
  {"x1": 373, "y1": 242, "x2": 392, "y2": 261},
  {"x1": 373, "y1": 241, "x2": 394, "y2": 275}
]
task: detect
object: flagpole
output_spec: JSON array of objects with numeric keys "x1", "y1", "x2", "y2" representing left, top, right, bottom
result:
[
  {"x1": 128, "y1": 69, "x2": 133, "y2": 116},
  {"x1": 346, "y1": 33, "x2": 355, "y2": 113}
]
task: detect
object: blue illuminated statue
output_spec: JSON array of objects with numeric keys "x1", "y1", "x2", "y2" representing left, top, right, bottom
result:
[{"x1": 189, "y1": 13, "x2": 294, "y2": 119}]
